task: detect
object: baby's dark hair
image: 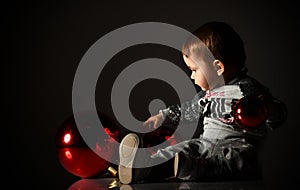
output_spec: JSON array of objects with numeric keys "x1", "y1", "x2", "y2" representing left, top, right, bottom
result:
[{"x1": 182, "y1": 21, "x2": 246, "y2": 70}]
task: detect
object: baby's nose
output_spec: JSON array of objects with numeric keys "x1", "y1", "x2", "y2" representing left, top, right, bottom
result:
[{"x1": 190, "y1": 73, "x2": 195, "y2": 80}]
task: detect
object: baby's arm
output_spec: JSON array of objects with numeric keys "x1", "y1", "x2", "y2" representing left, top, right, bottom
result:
[
  {"x1": 159, "y1": 90, "x2": 207, "y2": 127},
  {"x1": 143, "y1": 91, "x2": 207, "y2": 129}
]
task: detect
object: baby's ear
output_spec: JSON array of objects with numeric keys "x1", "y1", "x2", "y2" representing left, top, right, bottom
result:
[{"x1": 213, "y1": 60, "x2": 224, "y2": 76}]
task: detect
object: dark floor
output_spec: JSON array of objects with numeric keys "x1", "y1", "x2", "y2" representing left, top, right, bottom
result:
[{"x1": 68, "y1": 177, "x2": 266, "y2": 190}]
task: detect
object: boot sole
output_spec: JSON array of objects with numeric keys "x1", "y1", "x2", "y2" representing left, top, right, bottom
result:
[{"x1": 119, "y1": 133, "x2": 140, "y2": 184}]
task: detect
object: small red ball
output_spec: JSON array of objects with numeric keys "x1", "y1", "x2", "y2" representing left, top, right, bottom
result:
[{"x1": 232, "y1": 95, "x2": 268, "y2": 130}]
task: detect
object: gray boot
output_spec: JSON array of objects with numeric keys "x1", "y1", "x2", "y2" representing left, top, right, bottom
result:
[{"x1": 118, "y1": 133, "x2": 152, "y2": 184}]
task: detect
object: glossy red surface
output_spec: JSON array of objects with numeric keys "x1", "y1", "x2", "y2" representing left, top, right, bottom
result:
[
  {"x1": 233, "y1": 95, "x2": 267, "y2": 130},
  {"x1": 56, "y1": 113, "x2": 119, "y2": 178},
  {"x1": 58, "y1": 147, "x2": 110, "y2": 178}
]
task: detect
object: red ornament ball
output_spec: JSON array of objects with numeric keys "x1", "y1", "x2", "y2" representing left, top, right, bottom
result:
[
  {"x1": 56, "y1": 112, "x2": 118, "y2": 178},
  {"x1": 232, "y1": 95, "x2": 268, "y2": 130}
]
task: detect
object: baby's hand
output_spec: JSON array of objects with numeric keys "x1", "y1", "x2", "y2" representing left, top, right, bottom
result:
[{"x1": 143, "y1": 113, "x2": 163, "y2": 129}]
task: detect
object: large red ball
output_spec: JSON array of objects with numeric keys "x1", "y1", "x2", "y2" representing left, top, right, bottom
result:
[
  {"x1": 58, "y1": 147, "x2": 110, "y2": 178},
  {"x1": 56, "y1": 112, "x2": 118, "y2": 178}
]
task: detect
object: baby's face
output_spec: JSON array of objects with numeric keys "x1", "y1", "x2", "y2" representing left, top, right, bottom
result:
[{"x1": 183, "y1": 55, "x2": 209, "y2": 91}]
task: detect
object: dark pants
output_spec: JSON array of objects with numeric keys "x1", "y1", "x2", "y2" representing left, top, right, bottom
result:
[{"x1": 144, "y1": 136, "x2": 261, "y2": 182}]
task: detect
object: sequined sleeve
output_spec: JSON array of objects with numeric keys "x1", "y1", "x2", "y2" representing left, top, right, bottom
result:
[{"x1": 159, "y1": 91, "x2": 207, "y2": 126}]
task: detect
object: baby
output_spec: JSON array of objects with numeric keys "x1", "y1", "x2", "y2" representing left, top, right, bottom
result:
[{"x1": 118, "y1": 21, "x2": 287, "y2": 184}]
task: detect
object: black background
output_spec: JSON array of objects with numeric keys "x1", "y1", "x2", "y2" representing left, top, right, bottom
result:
[{"x1": 5, "y1": 0, "x2": 300, "y2": 189}]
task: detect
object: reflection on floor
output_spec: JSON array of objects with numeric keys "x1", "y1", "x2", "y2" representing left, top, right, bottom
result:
[{"x1": 68, "y1": 177, "x2": 265, "y2": 190}]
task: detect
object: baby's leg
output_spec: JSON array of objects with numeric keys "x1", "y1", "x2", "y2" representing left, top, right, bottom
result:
[
  {"x1": 118, "y1": 134, "x2": 191, "y2": 184},
  {"x1": 118, "y1": 134, "x2": 215, "y2": 183},
  {"x1": 143, "y1": 140, "x2": 193, "y2": 181},
  {"x1": 146, "y1": 137, "x2": 213, "y2": 181}
]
